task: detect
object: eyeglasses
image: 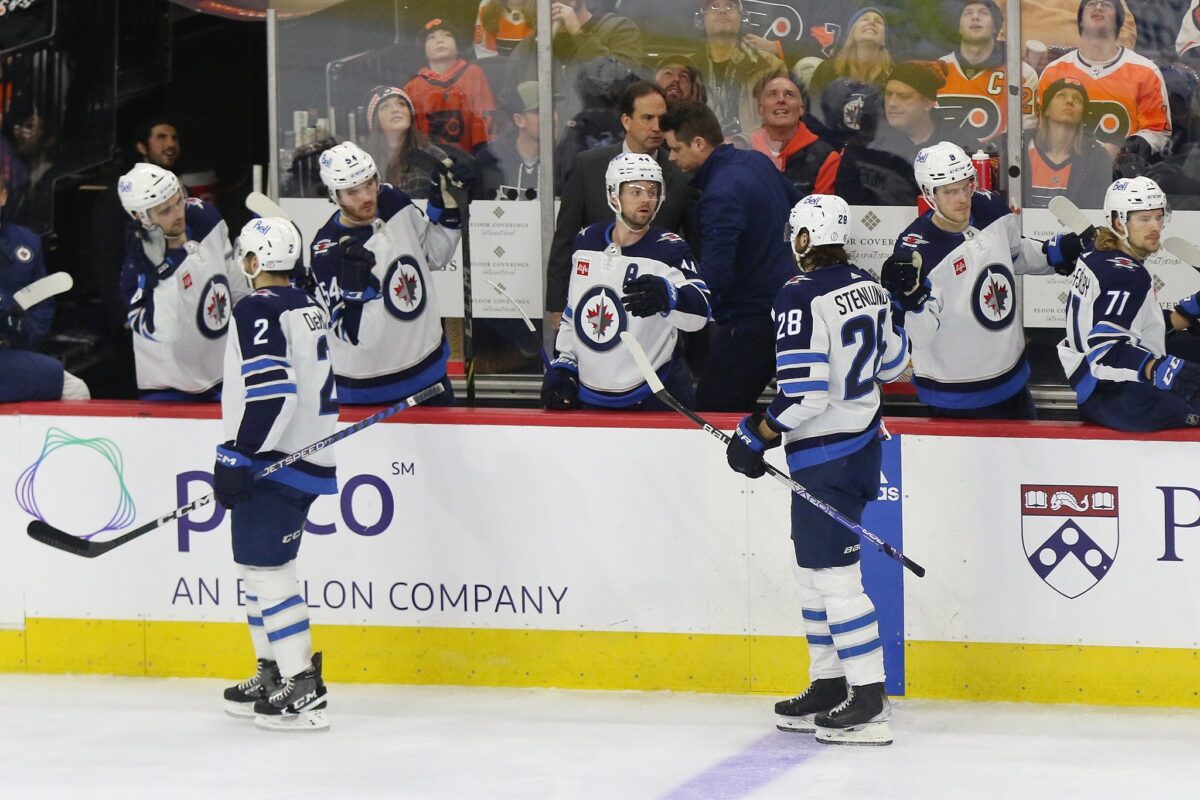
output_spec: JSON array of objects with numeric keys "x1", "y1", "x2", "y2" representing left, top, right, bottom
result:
[{"x1": 704, "y1": 2, "x2": 741, "y2": 14}]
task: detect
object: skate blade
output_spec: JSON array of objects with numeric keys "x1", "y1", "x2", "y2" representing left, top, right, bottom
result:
[
  {"x1": 254, "y1": 708, "x2": 330, "y2": 732},
  {"x1": 815, "y1": 720, "x2": 892, "y2": 746},
  {"x1": 224, "y1": 700, "x2": 257, "y2": 719},
  {"x1": 775, "y1": 714, "x2": 817, "y2": 733}
]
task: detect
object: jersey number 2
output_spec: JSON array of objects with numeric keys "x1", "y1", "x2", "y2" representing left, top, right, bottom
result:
[
  {"x1": 316, "y1": 335, "x2": 337, "y2": 416},
  {"x1": 842, "y1": 311, "x2": 886, "y2": 400}
]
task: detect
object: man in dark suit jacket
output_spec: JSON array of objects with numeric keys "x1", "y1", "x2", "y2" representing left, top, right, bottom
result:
[{"x1": 546, "y1": 81, "x2": 697, "y2": 329}]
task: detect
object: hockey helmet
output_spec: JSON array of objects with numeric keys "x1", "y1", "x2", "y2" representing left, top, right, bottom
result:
[
  {"x1": 1104, "y1": 176, "x2": 1169, "y2": 239},
  {"x1": 788, "y1": 194, "x2": 851, "y2": 258},
  {"x1": 238, "y1": 216, "x2": 301, "y2": 287},
  {"x1": 319, "y1": 141, "x2": 378, "y2": 203},
  {"x1": 118, "y1": 162, "x2": 183, "y2": 224},
  {"x1": 913, "y1": 141, "x2": 975, "y2": 213},
  {"x1": 605, "y1": 152, "x2": 665, "y2": 217}
]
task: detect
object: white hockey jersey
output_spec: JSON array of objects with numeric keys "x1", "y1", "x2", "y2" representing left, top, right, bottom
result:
[
  {"x1": 222, "y1": 284, "x2": 338, "y2": 495},
  {"x1": 764, "y1": 264, "x2": 908, "y2": 470},
  {"x1": 120, "y1": 199, "x2": 248, "y2": 395},
  {"x1": 1058, "y1": 246, "x2": 1167, "y2": 404},
  {"x1": 556, "y1": 224, "x2": 709, "y2": 407},
  {"x1": 891, "y1": 190, "x2": 1054, "y2": 410},
  {"x1": 311, "y1": 185, "x2": 460, "y2": 404}
]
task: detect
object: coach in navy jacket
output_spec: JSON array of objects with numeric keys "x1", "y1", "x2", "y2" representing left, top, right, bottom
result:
[{"x1": 662, "y1": 101, "x2": 801, "y2": 411}]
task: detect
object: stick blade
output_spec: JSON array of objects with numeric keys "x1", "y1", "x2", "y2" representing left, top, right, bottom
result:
[
  {"x1": 26, "y1": 520, "x2": 103, "y2": 558},
  {"x1": 619, "y1": 332, "x2": 665, "y2": 393},
  {"x1": 246, "y1": 191, "x2": 288, "y2": 221},
  {"x1": 13, "y1": 272, "x2": 73, "y2": 311},
  {"x1": 1163, "y1": 237, "x2": 1200, "y2": 269},
  {"x1": 1048, "y1": 196, "x2": 1093, "y2": 236}
]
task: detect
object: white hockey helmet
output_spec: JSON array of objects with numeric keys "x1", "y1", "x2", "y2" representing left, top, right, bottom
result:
[
  {"x1": 319, "y1": 141, "x2": 378, "y2": 203},
  {"x1": 913, "y1": 141, "x2": 975, "y2": 213},
  {"x1": 605, "y1": 152, "x2": 665, "y2": 217},
  {"x1": 1104, "y1": 176, "x2": 1170, "y2": 239},
  {"x1": 238, "y1": 217, "x2": 301, "y2": 287},
  {"x1": 118, "y1": 162, "x2": 183, "y2": 224},
  {"x1": 788, "y1": 194, "x2": 851, "y2": 257}
]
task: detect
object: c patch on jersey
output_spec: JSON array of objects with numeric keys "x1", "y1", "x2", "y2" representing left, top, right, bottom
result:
[
  {"x1": 970, "y1": 263, "x2": 1016, "y2": 331},
  {"x1": 574, "y1": 285, "x2": 626, "y2": 352},
  {"x1": 382, "y1": 255, "x2": 427, "y2": 320},
  {"x1": 1020, "y1": 484, "x2": 1118, "y2": 599},
  {"x1": 197, "y1": 275, "x2": 232, "y2": 339}
]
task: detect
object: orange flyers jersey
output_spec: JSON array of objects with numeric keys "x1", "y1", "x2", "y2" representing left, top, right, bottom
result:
[
  {"x1": 1039, "y1": 48, "x2": 1170, "y2": 153},
  {"x1": 473, "y1": 0, "x2": 533, "y2": 58},
  {"x1": 938, "y1": 52, "x2": 1038, "y2": 145},
  {"x1": 1026, "y1": 143, "x2": 1073, "y2": 207}
]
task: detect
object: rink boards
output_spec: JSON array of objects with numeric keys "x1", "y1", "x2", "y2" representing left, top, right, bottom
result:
[{"x1": 0, "y1": 404, "x2": 1198, "y2": 707}]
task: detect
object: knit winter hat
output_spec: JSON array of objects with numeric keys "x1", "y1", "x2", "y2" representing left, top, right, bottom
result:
[
  {"x1": 958, "y1": 0, "x2": 1001, "y2": 31},
  {"x1": 886, "y1": 61, "x2": 946, "y2": 100},
  {"x1": 367, "y1": 86, "x2": 415, "y2": 132},
  {"x1": 1040, "y1": 76, "x2": 1090, "y2": 117},
  {"x1": 844, "y1": 6, "x2": 886, "y2": 39}
]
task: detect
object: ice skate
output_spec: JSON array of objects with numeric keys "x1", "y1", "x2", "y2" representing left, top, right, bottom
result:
[
  {"x1": 223, "y1": 658, "x2": 281, "y2": 719},
  {"x1": 254, "y1": 652, "x2": 329, "y2": 732},
  {"x1": 814, "y1": 682, "x2": 892, "y2": 746},
  {"x1": 774, "y1": 677, "x2": 847, "y2": 733}
]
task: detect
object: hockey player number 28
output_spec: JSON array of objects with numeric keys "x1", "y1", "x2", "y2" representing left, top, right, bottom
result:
[{"x1": 842, "y1": 311, "x2": 887, "y2": 400}]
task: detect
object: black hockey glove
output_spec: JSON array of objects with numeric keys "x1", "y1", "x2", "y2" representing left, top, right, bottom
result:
[
  {"x1": 726, "y1": 413, "x2": 780, "y2": 479},
  {"x1": 0, "y1": 309, "x2": 26, "y2": 348},
  {"x1": 1043, "y1": 232, "x2": 1086, "y2": 276},
  {"x1": 541, "y1": 364, "x2": 580, "y2": 410},
  {"x1": 213, "y1": 442, "x2": 255, "y2": 509},
  {"x1": 1151, "y1": 356, "x2": 1200, "y2": 406},
  {"x1": 336, "y1": 240, "x2": 380, "y2": 302},
  {"x1": 621, "y1": 274, "x2": 678, "y2": 317},
  {"x1": 880, "y1": 255, "x2": 930, "y2": 312}
]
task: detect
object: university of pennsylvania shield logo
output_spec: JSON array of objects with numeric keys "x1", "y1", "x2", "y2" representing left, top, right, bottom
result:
[{"x1": 1020, "y1": 484, "x2": 1118, "y2": 599}]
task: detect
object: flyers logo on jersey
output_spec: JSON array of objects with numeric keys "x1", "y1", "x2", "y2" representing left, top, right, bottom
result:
[{"x1": 576, "y1": 260, "x2": 590, "y2": 276}]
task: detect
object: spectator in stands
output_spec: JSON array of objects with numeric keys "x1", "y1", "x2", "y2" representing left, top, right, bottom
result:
[
  {"x1": 824, "y1": 79, "x2": 922, "y2": 206},
  {"x1": 475, "y1": 81, "x2": 553, "y2": 201},
  {"x1": 1039, "y1": 0, "x2": 1170, "y2": 172},
  {"x1": 655, "y1": 53, "x2": 706, "y2": 105},
  {"x1": 1177, "y1": 1, "x2": 1200, "y2": 66},
  {"x1": 994, "y1": 0, "x2": 1135, "y2": 51},
  {"x1": 871, "y1": 61, "x2": 954, "y2": 163},
  {"x1": 363, "y1": 86, "x2": 454, "y2": 200},
  {"x1": 939, "y1": 1, "x2": 1038, "y2": 149},
  {"x1": 546, "y1": 81, "x2": 696, "y2": 332},
  {"x1": 660, "y1": 101, "x2": 801, "y2": 412},
  {"x1": 6, "y1": 107, "x2": 56, "y2": 229},
  {"x1": 405, "y1": 18, "x2": 497, "y2": 155},
  {"x1": 1124, "y1": 0, "x2": 1190, "y2": 61},
  {"x1": 555, "y1": 56, "x2": 639, "y2": 185},
  {"x1": 689, "y1": 0, "x2": 783, "y2": 137},
  {"x1": 473, "y1": 0, "x2": 534, "y2": 59},
  {"x1": 505, "y1": 0, "x2": 643, "y2": 128},
  {"x1": 807, "y1": 8, "x2": 892, "y2": 107},
  {"x1": 1026, "y1": 77, "x2": 1113, "y2": 208},
  {"x1": 733, "y1": 73, "x2": 839, "y2": 197}
]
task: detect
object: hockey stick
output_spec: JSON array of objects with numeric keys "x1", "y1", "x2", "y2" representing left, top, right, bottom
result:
[
  {"x1": 26, "y1": 382, "x2": 445, "y2": 558},
  {"x1": 1047, "y1": 195, "x2": 1095, "y2": 237},
  {"x1": 485, "y1": 279, "x2": 551, "y2": 370},
  {"x1": 619, "y1": 332, "x2": 925, "y2": 578},
  {"x1": 13, "y1": 272, "x2": 72, "y2": 311},
  {"x1": 246, "y1": 191, "x2": 289, "y2": 221},
  {"x1": 1163, "y1": 237, "x2": 1200, "y2": 270}
]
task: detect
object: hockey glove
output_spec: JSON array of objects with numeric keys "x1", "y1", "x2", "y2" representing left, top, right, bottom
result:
[
  {"x1": 880, "y1": 254, "x2": 930, "y2": 311},
  {"x1": 621, "y1": 274, "x2": 678, "y2": 317},
  {"x1": 1152, "y1": 356, "x2": 1200, "y2": 406},
  {"x1": 336, "y1": 240, "x2": 380, "y2": 302},
  {"x1": 726, "y1": 413, "x2": 780, "y2": 479},
  {"x1": 125, "y1": 221, "x2": 170, "y2": 281},
  {"x1": 213, "y1": 442, "x2": 255, "y2": 509},
  {"x1": 541, "y1": 364, "x2": 580, "y2": 410},
  {"x1": 1043, "y1": 232, "x2": 1085, "y2": 276},
  {"x1": 1175, "y1": 292, "x2": 1200, "y2": 331}
]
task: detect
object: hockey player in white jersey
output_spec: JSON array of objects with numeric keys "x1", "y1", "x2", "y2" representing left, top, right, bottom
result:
[
  {"x1": 726, "y1": 195, "x2": 908, "y2": 746},
  {"x1": 1059, "y1": 177, "x2": 1200, "y2": 431},
  {"x1": 118, "y1": 162, "x2": 247, "y2": 400},
  {"x1": 542, "y1": 152, "x2": 710, "y2": 410},
  {"x1": 311, "y1": 141, "x2": 464, "y2": 406},
  {"x1": 214, "y1": 217, "x2": 338, "y2": 731},
  {"x1": 881, "y1": 141, "x2": 1082, "y2": 419}
]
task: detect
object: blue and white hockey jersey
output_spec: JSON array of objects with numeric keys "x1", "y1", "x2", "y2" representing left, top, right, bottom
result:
[
  {"x1": 120, "y1": 198, "x2": 247, "y2": 395},
  {"x1": 310, "y1": 184, "x2": 460, "y2": 404},
  {"x1": 556, "y1": 224, "x2": 710, "y2": 407},
  {"x1": 1058, "y1": 246, "x2": 1168, "y2": 404},
  {"x1": 764, "y1": 264, "x2": 908, "y2": 471},
  {"x1": 222, "y1": 285, "x2": 338, "y2": 495},
  {"x1": 891, "y1": 191, "x2": 1054, "y2": 409}
]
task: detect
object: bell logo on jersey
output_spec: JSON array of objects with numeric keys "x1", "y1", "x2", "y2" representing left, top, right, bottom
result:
[
  {"x1": 382, "y1": 255, "x2": 428, "y2": 320},
  {"x1": 197, "y1": 275, "x2": 231, "y2": 339},
  {"x1": 970, "y1": 263, "x2": 1016, "y2": 331},
  {"x1": 1021, "y1": 484, "x2": 1118, "y2": 599},
  {"x1": 574, "y1": 285, "x2": 626, "y2": 353}
]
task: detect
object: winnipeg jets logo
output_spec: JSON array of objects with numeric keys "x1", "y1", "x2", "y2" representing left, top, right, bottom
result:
[
  {"x1": 1021, "y1": 484, "x2": 1118, "y2": 599},
  {"x1": 382, "y1": 255, "x2": 427, "y2": 320},
  {"x1": 574, "y1": 285, "x2": 626, "y2": 352},
  {"x1": 970, "y1": 263, "x2": 1016, "y2": 331},
  {"x1": 196, "y1": 275, "x2": 231, "y2": 339}
]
